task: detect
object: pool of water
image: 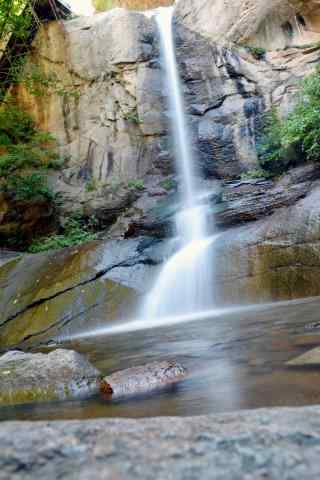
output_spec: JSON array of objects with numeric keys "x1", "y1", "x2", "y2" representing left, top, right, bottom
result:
[{"x1": 2, "y1": 297, "x2": 320, "y2": 421}]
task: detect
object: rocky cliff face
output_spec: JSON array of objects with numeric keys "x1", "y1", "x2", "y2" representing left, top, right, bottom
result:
[
  {"x1": 3, "y1": 0, "x2": 320, "y2": 339},
  {"x1": 175, "y1": 26, "x2": 320, "y2": 178},
  {"x1": 14, "y1": 9, "x2": 170, "y2": 228},
  {"x1": 176, "y1": 0, "x2": 320, "y2": 49},
  {"x1": 14, "y1": 5, "x2": 320, "y2": 221}
]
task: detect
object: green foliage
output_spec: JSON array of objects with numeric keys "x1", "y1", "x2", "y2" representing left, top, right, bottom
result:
[
  {"x1": 160, "y1": 178, "x2": 177, "y2": 191},
  {"x1": 128, "y1": 179, "x2": 145, "y2": 191},
  {"x1": 0, "y1": 103, "x2": 60, "y2": 173},
  {"x1": 0, "y1": 101, "x2": 61, "y2": 200},
  {"x1": 4, "y1": 173, "x2": 53, "y2": 200},
  {"x1": 240, "y1": 168, "x2": 271, "y2": 180},
  {"x1": 259, "y1": 66, "x2": 320, "y2": 175},
  {"x1": 123, "y1": 110, "x2": 141, "y2": 124},
  {"x1": 28, "y1": 217, "x2": 98, "y2": 253},
  {"x1": 85, "y1": 179, "x2": 97, "y2": 192},
  {"x1": 0, "y1": 0, "x2": 32, "y2": 40},
  {"x1": 0, "y1": 102, "x2": 35, "y2": 143},
  {"x1": 245, "y1": 46, "x2": 267, "y2": 60},
  {"x1": 0, "y1": 2, "x2": 80, "y2": 100},
  {"x1": 19, "y1": 64, "x2": 80, "y2": 98}
]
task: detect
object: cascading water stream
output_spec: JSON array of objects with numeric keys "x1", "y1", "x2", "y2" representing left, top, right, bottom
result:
[{"x1": 141, "y1": 7, "x2": 218, "y2": 320}]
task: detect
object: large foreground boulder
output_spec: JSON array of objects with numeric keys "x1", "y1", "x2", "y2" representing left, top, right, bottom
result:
[
  {"x1": 0, "y1": 349, "x2": 101, "y2": 406},
  {"x1": 1, "y1": 406, "x2": 320, "y2": 479}
]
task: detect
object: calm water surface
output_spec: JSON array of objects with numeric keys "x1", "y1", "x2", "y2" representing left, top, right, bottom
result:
[{"x1": 2, "y1": 297, "x2": 320, "y2": 421}]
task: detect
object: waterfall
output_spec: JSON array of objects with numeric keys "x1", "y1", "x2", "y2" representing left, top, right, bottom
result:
[{"x1": 141, "y1": 7, "x2": 217, "y2": 320}]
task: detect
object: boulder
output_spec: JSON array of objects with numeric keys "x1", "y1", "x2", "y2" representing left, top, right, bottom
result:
[
  {"x1": 0, "y1": 349, "x2": 101, "y2": 406},
  {"x1": 100, "y1": 361, "x2": 186, "y2": 399},
  {"x1": 2, "y1": 406, "x2": 320, "y2": 479}
]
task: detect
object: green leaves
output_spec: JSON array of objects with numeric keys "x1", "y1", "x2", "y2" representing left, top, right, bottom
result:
[
  {"x1": 0, "y1": 0, "x2": 32, "y2": 40},
  {"x1": 5, "y1": 173, "x2": 53, "y2": 201},
  {"x1": 28, "y1": 217, "x2": 97, "y2": 253},
  {"x1": 259, "y1": 66, "x2": 320, "y2": 175},
  {"x1": 0, "y1": 101, "x2": 62, "y2": 203}
]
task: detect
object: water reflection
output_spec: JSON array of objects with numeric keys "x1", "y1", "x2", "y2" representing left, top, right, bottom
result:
[{"x1": 1, "y1": 297, "x2": 320, "y2": 421}]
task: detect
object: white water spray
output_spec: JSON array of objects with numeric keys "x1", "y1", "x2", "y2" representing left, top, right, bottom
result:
[{"x1": 141, "y1": 7, "x2": 217, "y2": 320}]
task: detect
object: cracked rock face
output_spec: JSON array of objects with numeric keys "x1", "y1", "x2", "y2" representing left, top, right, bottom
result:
[
  {"x1": 0, "y1": 241, "x2": 140, "y2": 351},
  {"x1": 14, "y1": 9, "x2": 170, "y2": 228},
  {"x1": 0, "y1": 349, "x2": 100, "y2": 405},
  {"x1": 176, "y1": 0, "x2": 320, "y2": 49},
  {"x1": 175, "y1": 25, "x2": 320, "y2": 179}
]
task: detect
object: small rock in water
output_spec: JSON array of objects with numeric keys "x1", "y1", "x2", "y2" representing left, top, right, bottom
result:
[
  {"x1": 0, "y1": 349, "x2": 101, "y2": 406},
  {"x1": 100, "y1": 361, "x2": 186, "y2": 400}
]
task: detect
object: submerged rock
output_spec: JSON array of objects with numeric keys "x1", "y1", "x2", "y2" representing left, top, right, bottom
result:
[
  {"x1": 0, "y1": 349, "x2": 101, "y2": 406},
  {"x1": 100, "y1": 361, "x2": 186, "y2": 399}
]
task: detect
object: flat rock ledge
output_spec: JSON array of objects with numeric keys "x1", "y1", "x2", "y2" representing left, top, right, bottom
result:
[{"x1": 2, "y1": 406, "x2": 320, "y2": 479}]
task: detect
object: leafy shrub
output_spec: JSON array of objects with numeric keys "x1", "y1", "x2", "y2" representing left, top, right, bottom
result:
[
  {"x1": 258, "y1": 66, "x2": 320, "y2": 175},
  {"x1": 240, "y1": 168, "x2": 271, "y2": 180},
  {"x1": 245, "y1": 46, "x2": 267, "y2": 60},
  {"x1": 0, "y1": 101, "x2": 61, "y2": 199},
  {"x1": 86, "y1": 179, "x2": 97, "y2": 192},
  {"x1": 5, "y1": 173, "x2": 53, "y2": 201},
  {"x1": 160, "y1": 178, "x2": 177, "y2": 191},
  {"x1": 28, "y1": 217, "x2": 97, "y2": 253},
  {"x1": 0, "y1": 102, "x2": 35, "y2": 144},
  {"x1": 128, "y1": 179, "x2": 145, "y2": 191}
]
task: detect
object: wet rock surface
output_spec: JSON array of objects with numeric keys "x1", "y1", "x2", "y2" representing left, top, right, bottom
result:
[
  {"x1": 0, "y1": 349, "x2": 100, "y2": 406},
  {"x1": 0, "y1": 241, "x2": 141, "y2": 351},
  {"x1": 101, "y1": 361, "x2": 186, "y2": 399},
  {"x1": 2, "y1": 406, "x2": 320, "y2": 479},
  {"x1": 126, "y1": 164, "x2": 320, "y2": 235},
  {"x1": 216, "y1": 164, "x2": 320, "y2": 227},
  {"x1": 215, "y1": 180, "x2": 320, "y2": 303}
]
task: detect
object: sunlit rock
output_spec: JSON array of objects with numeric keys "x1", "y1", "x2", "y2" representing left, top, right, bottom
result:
[
  {"x1": 0, "y1": 349, "x2": 101, "y2": 406},
  {"x1": 100, "y1": 361, "x2": 186, "y2": 399},
  {"x1": 0, "y1": 241, "x2": 137, "y2": 351},
  {"x1": 175, "y1": 0, "x2": 320, "y2": 50}
]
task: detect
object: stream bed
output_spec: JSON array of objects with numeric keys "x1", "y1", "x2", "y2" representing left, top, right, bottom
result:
[{"x1": 2, "y1": 297, "x2": 320, "y2": 421}]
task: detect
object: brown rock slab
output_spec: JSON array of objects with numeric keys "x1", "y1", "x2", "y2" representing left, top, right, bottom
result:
[{"x1": 100, "y1": 361, "x2": 186, "y2": 399}]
